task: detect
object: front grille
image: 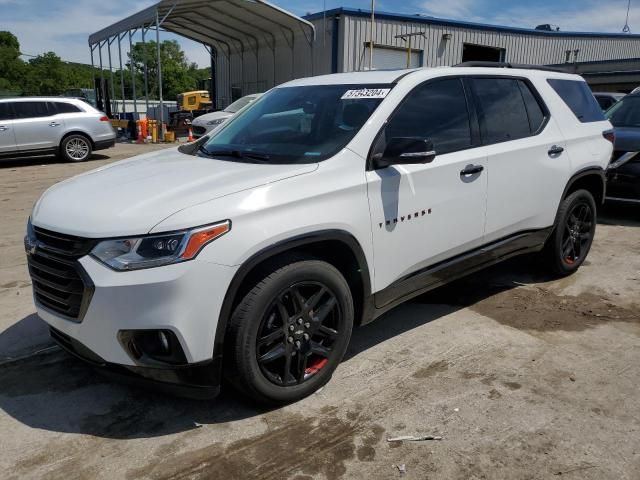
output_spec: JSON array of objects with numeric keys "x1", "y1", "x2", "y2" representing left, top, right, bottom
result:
[
  {"x1": 27, "y1": 227, "x2": 96, "y2": 321},
  {"x1": 192, "y1": 126, "x2": 206, "y2": 135}
]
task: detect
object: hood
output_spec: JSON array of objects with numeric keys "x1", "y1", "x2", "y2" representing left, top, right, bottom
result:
[
  {"x1": 32, "y1": 147, "x2": 317, "y2": 237},
  {"x1": 613, "y1": 127, "x2": 640, "y2": 152},
  {"x1": 192, "y1": 111, "x2": 232, "y2": 126}
]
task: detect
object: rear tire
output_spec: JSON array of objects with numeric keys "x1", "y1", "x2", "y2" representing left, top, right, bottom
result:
[
  {"x1": 60, "y1": 134, "x2": 92, "y2": 162},
  {"x1": 224, "y1": 257, "x2": 354, "y2": 405},
  {"x1": 543, "y1": 189, "x2": 597, "y2": 276}
]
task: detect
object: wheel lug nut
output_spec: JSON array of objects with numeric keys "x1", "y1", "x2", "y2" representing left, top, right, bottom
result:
[{"x1": 288, "y1": 336, "x2": 294, "y2": 343}]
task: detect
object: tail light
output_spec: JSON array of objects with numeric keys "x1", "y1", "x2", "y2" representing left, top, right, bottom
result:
[
  {"x1": 603, "y1": 129, "x2": 615, "y2": 144},
  {"x1": 99, "y1": 115, "x2": 110, "y2": 122}
]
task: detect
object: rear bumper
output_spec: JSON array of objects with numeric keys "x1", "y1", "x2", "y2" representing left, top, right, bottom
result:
[
  {"x1": 50, "y1": 325, "x2": 221, "y2": 399},
  {"x1": 94, "y1": 138, "x2": 116, "y2": 151}
]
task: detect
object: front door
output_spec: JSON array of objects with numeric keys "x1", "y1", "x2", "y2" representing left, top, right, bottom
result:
[
  {"x1": 366, "y1": 77, "x2": 488, "y2": 306},
  {"x1": 13, "y1": 101, "x2": 64, "y2": 151}
]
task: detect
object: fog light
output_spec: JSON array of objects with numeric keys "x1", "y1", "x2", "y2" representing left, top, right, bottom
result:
[{"x1": 118, "y1": 329, "x2": 187, "y2": 366}]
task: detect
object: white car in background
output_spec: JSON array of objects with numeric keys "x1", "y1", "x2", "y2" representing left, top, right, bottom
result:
[{"x1": 191, "y1": 93, "x2": 262, "y2": 138}]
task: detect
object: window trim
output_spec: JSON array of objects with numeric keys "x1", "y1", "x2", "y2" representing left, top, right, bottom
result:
[
  {"x1": 366, "y1": 75, "x2": 481, "y2": 171},
  {"x1": 468, "y1": 75, "x2": 550, "y2": 147}
]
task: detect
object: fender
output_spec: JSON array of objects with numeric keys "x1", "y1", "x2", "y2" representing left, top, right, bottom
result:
[
  {"x1": 561, "y1": 166, "x2": 606, "y2": 204},
  {"x1": 212, "y1": 229, "x2": 373, "y2": 361}
]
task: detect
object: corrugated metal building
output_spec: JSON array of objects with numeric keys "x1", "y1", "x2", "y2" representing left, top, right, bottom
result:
[{"x1": 215, "y1": 6, "x2": 640, "y2": 106}]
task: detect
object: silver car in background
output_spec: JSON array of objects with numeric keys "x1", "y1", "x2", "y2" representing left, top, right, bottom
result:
[
  {"x1": 0, "y1": 97, "x2": 116, "y2": 162},
  {"x1": 191, "y1": 93, "x2": 263, "y2": 138}
]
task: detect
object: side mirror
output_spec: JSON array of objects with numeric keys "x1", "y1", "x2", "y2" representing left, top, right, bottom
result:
[{"x1": 374, "y1": 137, "x2": 436, "y2": 169}]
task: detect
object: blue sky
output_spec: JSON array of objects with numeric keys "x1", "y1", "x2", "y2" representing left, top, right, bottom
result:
[{"x1": 1, "y1": 0, "x2": 637, "y2": 67}]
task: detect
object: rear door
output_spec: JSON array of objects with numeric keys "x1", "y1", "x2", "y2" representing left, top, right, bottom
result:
[
  {"x1": 0, "y1": 102, "x2": 17, "y2": 154},
  {"x1": 473, "y1": 77, "x2": 570, "y2": 242},
  {"x1": 366, "y1": 77, "x2": 488, "y2": 303},
  {"x1": 13, "y1": 101, "x2": 64, "y2": 151}
]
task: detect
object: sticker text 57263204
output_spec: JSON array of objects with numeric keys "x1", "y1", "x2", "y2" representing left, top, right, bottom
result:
[{"x1": 341, "y1": 88, "x2": 391, "y2": 100}]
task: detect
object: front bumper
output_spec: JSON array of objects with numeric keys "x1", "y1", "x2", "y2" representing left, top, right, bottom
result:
[
  {"x1": 34, "y1": 254, "x2": 237, "y2": 395},
  {"x1": 50, "y1": 326, "x2": 221, "y2": 398}
]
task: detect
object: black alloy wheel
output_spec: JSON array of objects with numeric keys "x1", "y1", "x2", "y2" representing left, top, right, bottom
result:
[
  {"x1": 544, "y1": 189, "x2": 597, "y2": 276},
  {"x1": 225, "y1": 257, "x2": 354, "y2": 405},
  {"x1": 561, "y1": 202, "x2": 594, "y2": 265},
  {"x1": 256, "y1": 282, "x2": 342, "y2": 386}
]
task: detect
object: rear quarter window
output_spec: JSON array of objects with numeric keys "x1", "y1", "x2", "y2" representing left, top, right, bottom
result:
[
  {"x1": 49, "y1": 102, "x2": 82, "y2": 114},
  {"x1": 547, "y1": 79, "x2": 605, "y2": 123}
]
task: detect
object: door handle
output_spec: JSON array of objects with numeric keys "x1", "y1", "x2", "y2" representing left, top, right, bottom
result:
[
  {"x1": 0, "y1": 125, "x2": 7, "y2": 131},
  {"x1": 460, "y1": 164, "x2": 484, "y2": 176},
  {"x1": 548, "y1": 145, "x2": 564, "y2": 156},
  {"x1": 49, "y1": 122, "x2": 61, "y2": 127}
]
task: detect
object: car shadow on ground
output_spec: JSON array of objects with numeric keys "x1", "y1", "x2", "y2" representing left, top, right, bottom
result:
[
  {"x1": 0, "y1": 256, "x2": 550, "y2": 440},
  {"x1": 0, "y1": 153, "x2": 110, "y2": 168}
]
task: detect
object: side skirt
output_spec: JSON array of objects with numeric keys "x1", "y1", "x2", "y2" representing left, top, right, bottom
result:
[{"x1": 363, "y1": 227, "x2": 553, "y2": 323}]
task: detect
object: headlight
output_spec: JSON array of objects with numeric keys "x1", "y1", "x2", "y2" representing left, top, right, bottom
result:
[
  {"x1": 206, "y1": 118, "x2": 226, "y2": 126},
  {"x1": 90, "y1": 220, "x2": 230, "y2": 271}
]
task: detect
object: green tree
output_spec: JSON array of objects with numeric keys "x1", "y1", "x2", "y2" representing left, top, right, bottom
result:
[
  {"x1": 0, "y1": 31, "x2": 25, "y2": 93},
  {"x1": 129, "y1": 39, "x2": 208, "y2": 100}
]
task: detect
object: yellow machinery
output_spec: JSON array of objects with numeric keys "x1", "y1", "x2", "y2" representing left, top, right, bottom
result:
[{"x1": 177, "y1": 90, "x2": 212, "y2": 112}]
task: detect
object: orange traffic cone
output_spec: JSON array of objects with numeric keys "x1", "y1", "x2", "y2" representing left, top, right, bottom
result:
[
  {"x1": 187, "y1": 126, "x2": 194, "y2": 142},
  {"x1": 136, "y1": 120, "x2": 144, "y2": 144}
]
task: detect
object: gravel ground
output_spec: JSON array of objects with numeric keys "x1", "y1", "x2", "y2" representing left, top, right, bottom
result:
[{"x1": 1, "y1": 144, "x2": 639, "y2": 479}]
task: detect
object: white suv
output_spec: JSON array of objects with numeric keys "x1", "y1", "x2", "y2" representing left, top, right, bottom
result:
[
  {"x1": 26, "y1": 65, "x2": 612, "y2": 403},
  {"x1": 0, "y1": 97, "x2": 115, "y2": 162}
]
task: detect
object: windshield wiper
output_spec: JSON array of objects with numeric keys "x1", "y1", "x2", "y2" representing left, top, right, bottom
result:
[{"x1": 198, "y1": 147, "x2": 271, "y2": 162}]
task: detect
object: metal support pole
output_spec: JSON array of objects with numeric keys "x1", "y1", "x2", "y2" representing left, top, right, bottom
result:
[
  {"x1": 141, "y1": 25, "x2": 150, "y2": 115},
  {"x1": 89, "y1": 45, "x2": 96, "y2": 101},
  {"x1": 369, "y1": 0, "x2": 375, "y2": 70},
  {"x1": 98, "y1": 42, "x2": 105, "y2": 113},
  {"x1": 107, "y1": 37, "x2": 117, "y2": 116},
  {"x1": 208, "y1": 45, "x2": 216, "y2": 110},
  {"x1": 155, "y1": 9, "x2": 164, "y2": 140},
  {"x1": 118, "y1": 34, "x2": 126, "y2": 115},
  {"x1": 128, "y1": 30, "x2": 138, "y2": 117}
]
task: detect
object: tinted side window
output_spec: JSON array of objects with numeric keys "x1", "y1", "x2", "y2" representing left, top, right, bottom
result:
[
  {"x1": 0, "y1": 102, "x2": 14, "y2": 121},
  {"x1": 13, "y1": 102, "x2": 50, "y2": 119},
  {"x1": 547, "y1": 79, "x2": 605, "y2": 123},
  {"x1": 518, "y1": 81, "x2": 546, "y2": 134},
  {"x1": 384, "y1": 78, "x2": 472, "y2": 155},
  {"x1": 49, "y1": 102, "x2": 82, "y2": 114},
  {"x1": 473, "y1": 78, "x2": 531, "y2": 144}
]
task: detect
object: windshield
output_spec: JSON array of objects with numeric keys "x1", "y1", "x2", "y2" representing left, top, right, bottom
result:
[
  {"x1": 224, "y1": 96, "x2": 257, "y2": 113},
  {"x1": 606, "y1": 95, "x2": 640, "y2": 127},
  {"x1": 201, "y1": 84, "x2": 392, "y2": 164}
]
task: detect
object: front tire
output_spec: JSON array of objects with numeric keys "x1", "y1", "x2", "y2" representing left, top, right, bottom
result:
[
  {"x1": 60, "y1": 134, "x2": 92, "y2": 162},
  {"x1": 225, "y1": 257, "x2": 354, "y2": 405},
  {"x1": 543, "y1": 189, "x2": 597, "y2": 276}
]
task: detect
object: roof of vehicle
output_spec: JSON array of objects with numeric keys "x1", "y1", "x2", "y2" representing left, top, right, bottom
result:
[
  {"x1": 0, "y1": 96, "x2": 90, "y2": 104},
  {"x1": 280, "y1": 66, "x2": 582, "y2": 88}
]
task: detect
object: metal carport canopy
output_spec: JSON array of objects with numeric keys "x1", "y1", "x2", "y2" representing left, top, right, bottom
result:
[
  {"x1": 88, "y1": 0, "x2": 316, "y2": 67},
  {"x1": 88, "y1": 0, "x2": 316, "y2": 119}
]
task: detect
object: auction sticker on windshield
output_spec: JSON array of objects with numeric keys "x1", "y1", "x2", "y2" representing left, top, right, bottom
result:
[{"x1": 341, "y1": 88, "x2": 391, "y2": 99}]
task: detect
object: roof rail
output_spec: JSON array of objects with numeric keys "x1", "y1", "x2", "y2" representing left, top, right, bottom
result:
[{"x1": 453, "y1": 61, "x2": 567, "y2": 73}]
